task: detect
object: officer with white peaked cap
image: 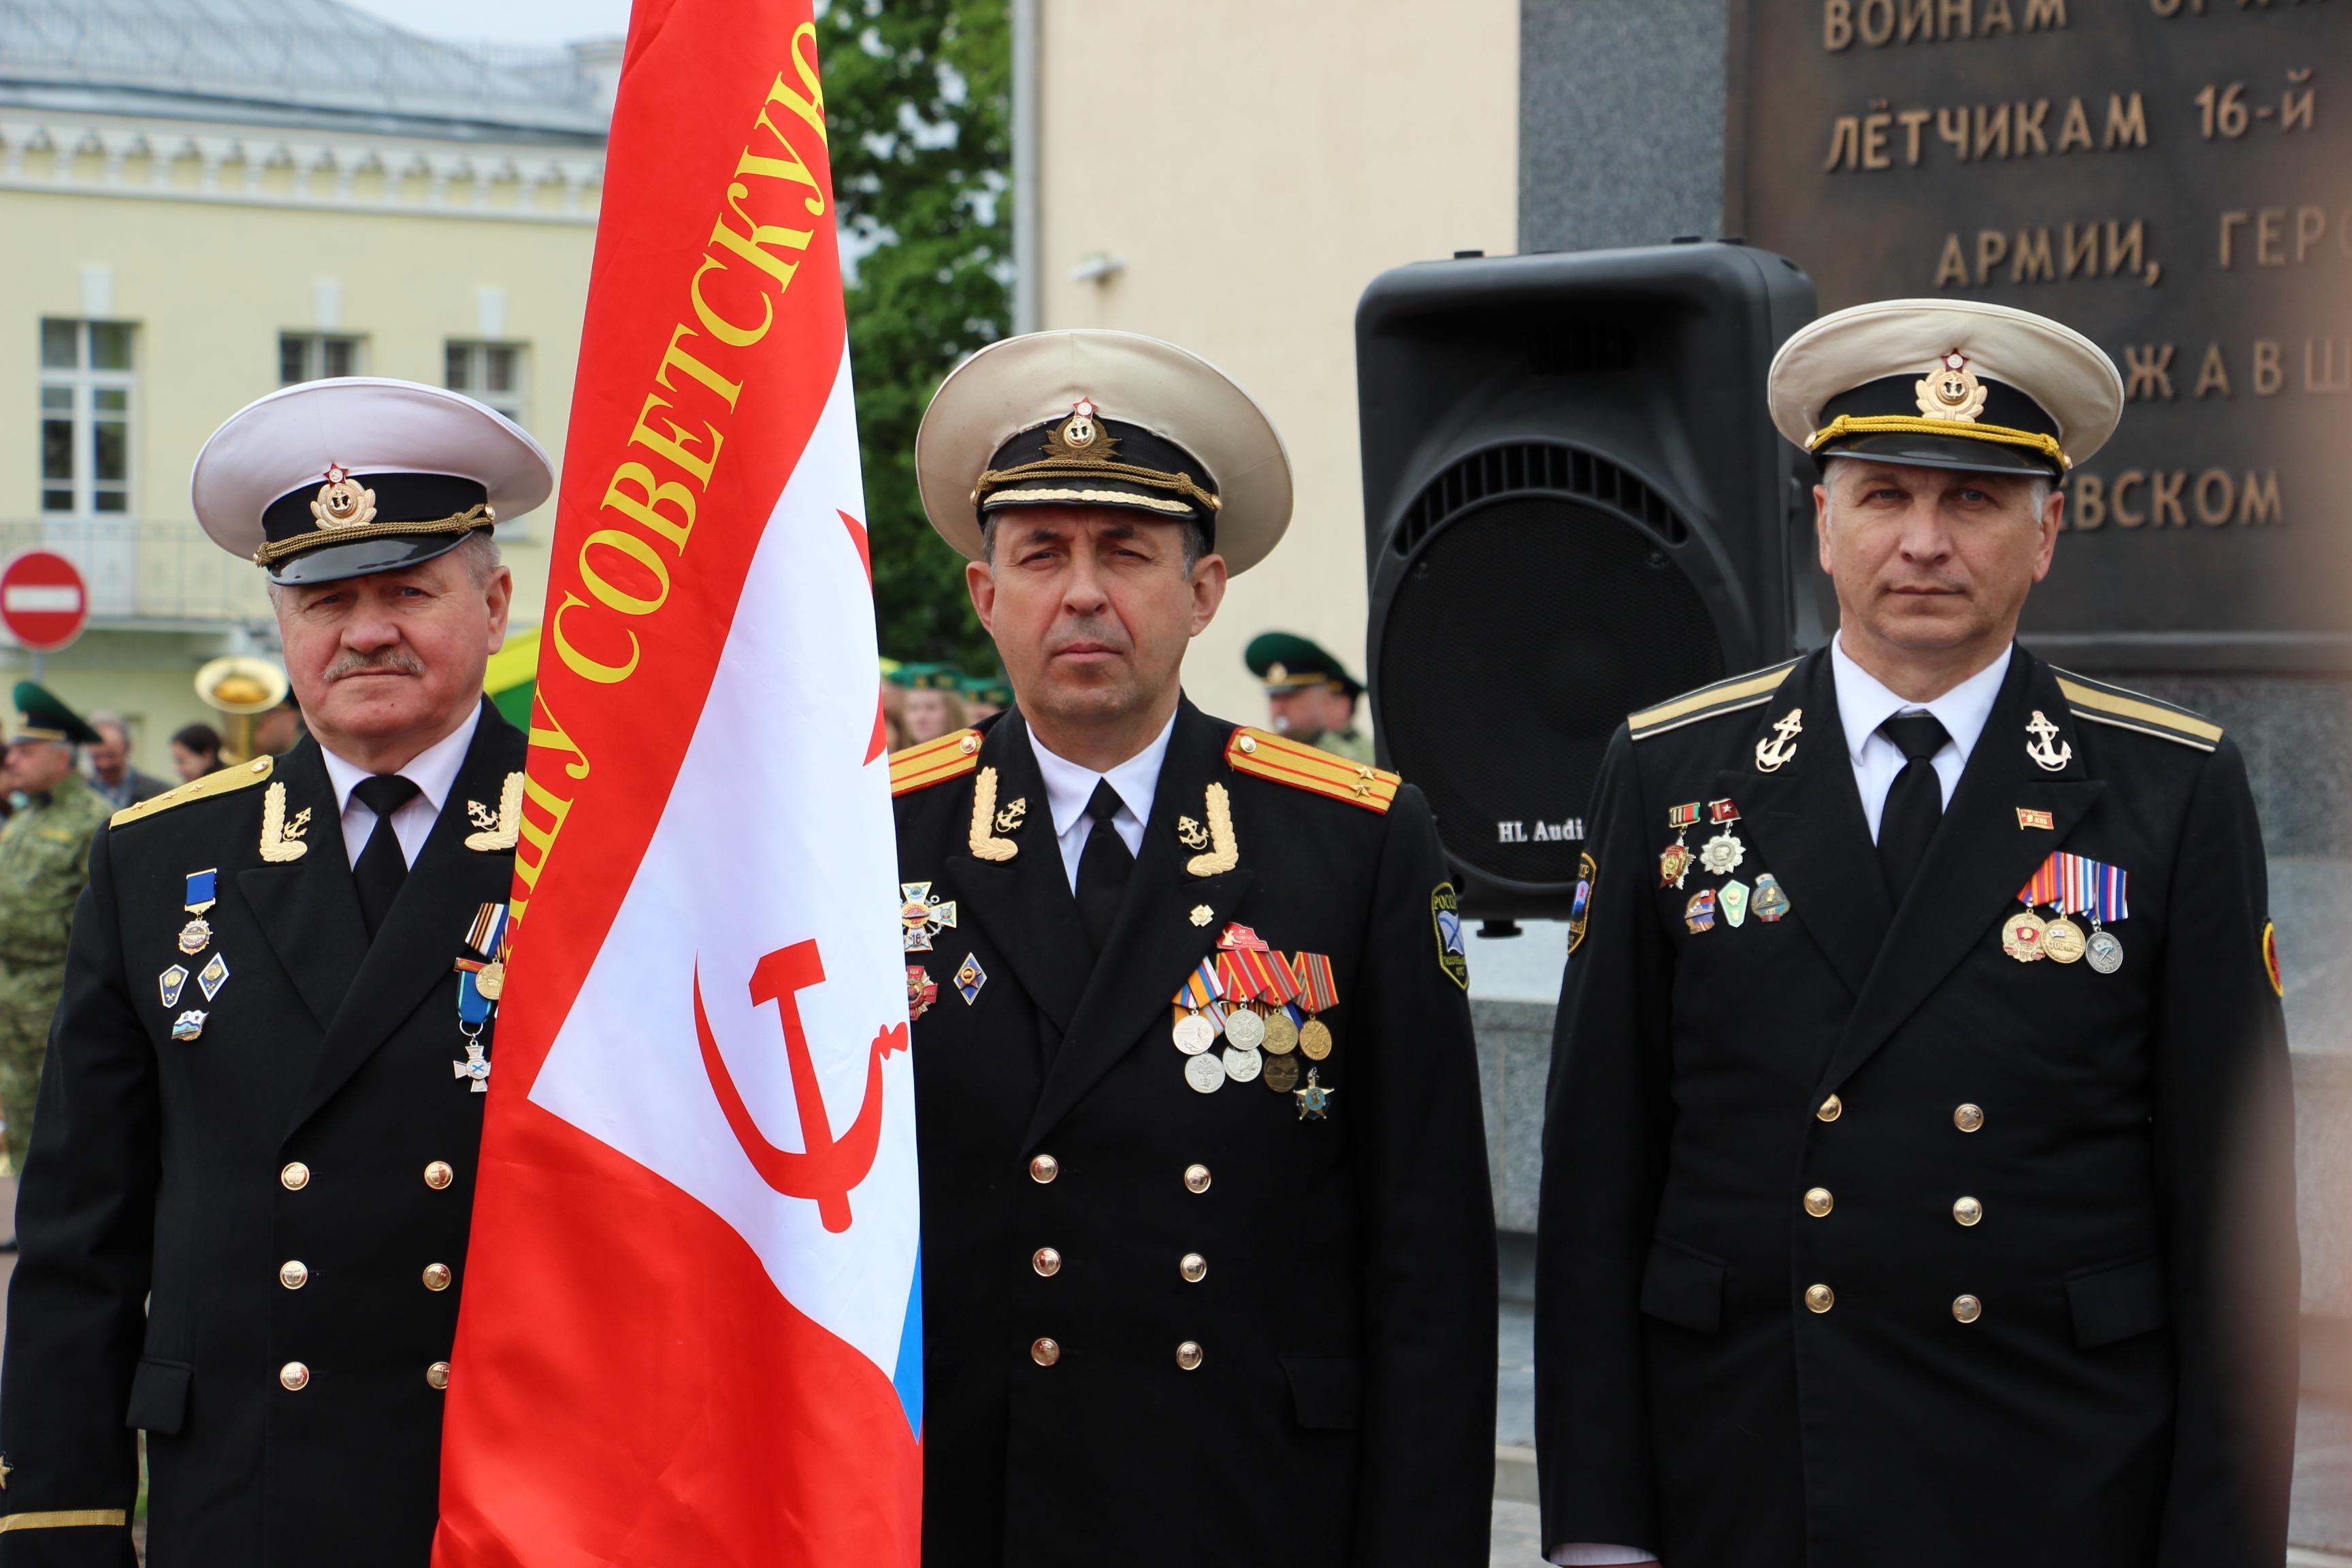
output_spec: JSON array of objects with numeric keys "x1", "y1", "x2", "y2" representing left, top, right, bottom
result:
[
  {"x1": 1, "y1": 378, "x2": 542, "y2": 1565},
  {"x1": 895, "y1": 329, "x2": 1498, "y2": 1567},
  {"x1": 1536, "y1": 299, "x2": 2296, "y2": 1568}
]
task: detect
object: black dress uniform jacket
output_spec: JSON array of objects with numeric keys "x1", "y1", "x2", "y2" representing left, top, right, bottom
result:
[
  {"x1": 895, "y1": 701, "x2": 1497, "y2": 1568},
  {"x1": 1535, "y1": 646, "x2": 2299, "y2": 1567},
  {"x1": 0, "y1": 702, "x2": 525, "y2": 1568}
]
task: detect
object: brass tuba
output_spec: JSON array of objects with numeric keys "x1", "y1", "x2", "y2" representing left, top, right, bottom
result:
[{"x1": 193, "y1": 655, "x2": 289, "y2": 766}]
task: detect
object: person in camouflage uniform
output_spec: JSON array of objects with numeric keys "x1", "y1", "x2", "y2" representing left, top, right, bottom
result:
[{"x1": 0, "y1": 683, "x2": 110, "y2": 1171}]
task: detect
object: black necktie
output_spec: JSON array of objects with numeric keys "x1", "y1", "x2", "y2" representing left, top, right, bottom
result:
[
  {"x1": 1074, "y1": 779, "x2": 1134, "y2": 954},
  {"x1": 1877, "y1": 713, "x2": 1951, "y2": 906},
  {"x1": 351, "y1": 774, "x2": 422, "y2": 938}
]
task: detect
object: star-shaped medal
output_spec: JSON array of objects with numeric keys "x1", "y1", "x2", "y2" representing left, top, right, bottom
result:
[{"x1": 1294, "y1": 1065, "x2": 1337, "y2": 1121}]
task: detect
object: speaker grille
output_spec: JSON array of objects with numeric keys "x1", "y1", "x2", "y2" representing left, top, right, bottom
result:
[{"x1": 1377, "y1": 444, "x2": 1726, "y2": 892}]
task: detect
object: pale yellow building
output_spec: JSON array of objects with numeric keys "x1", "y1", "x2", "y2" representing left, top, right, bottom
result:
[
  {"x1": 0, "y1": 0, "x2": 610, "y2": 759},
  {"x1": 1028, "y1": 0, "x2": 1519, "y2": 729}
]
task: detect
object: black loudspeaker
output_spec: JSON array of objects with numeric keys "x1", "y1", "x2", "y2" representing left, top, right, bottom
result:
[{"x1": 1358, "y1": 242, "x2": 1818, "y2": 927}]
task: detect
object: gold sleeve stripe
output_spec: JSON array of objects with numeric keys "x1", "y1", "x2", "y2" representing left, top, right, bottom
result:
[
  {"x1": 1628, "y1": 659, "x2": 1801, "y2": 740},
  {"x1": 1226, "y1": 729, "x2": 1399, "y2": 813},
  {"x1": 889, "y1": 730, "x2": 983, "y2": 797},
  {"x1": 0, "y1": 1510, "x2": 131, "y2": 1532},
  {"x1": 2055, "y1": 676, "x2": 2222, "y2": 751},
  {"x1": 110, "y1": 755, "x2": 275, "y2": 828}
]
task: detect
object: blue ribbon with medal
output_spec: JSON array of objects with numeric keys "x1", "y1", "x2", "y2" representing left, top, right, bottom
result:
[{"x1": 451, "y1": 902, "x2": 508, "y2": 1092}]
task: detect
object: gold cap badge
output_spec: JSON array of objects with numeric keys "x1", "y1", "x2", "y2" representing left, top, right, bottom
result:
[
  {"x1": 309, "y1": 464, "x2": 378, "y2": 530},
  {"x1": 1914, "y1": 351, "x2": 1987, "y2": 423}
]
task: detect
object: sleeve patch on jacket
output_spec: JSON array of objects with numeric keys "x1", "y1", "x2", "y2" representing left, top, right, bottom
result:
[
  {"x1": 1431, "y1": 883, "x2": 1469, "y2": 990},
  {"x1": 1567, "y1": 853, "x2": 1596, "y2": 956},
  {"x1": 2263, "y1": 920, "x2": 2283, "y2": 998}
]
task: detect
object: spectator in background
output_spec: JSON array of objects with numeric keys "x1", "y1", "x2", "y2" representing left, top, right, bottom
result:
[
  {"x1": 881, "y1": 666, "x2": 912, "y2": 754},
  {"x1": 1243, "y1": 632, "x2": 1375, "y2": 763},
  {"x1": 250, "y1": 691, "x2": 303, "y2": 757},
  {"x1": 0, "y1": 685, "x2": 111, "y2": 1188},
  {"x1": 959, "y1": 672, "x2": 1011, "y2": 724},
  {"x1": 901, "y1": 663, "x2": 968, "y2": 744},
  {"x1": 168, "y1": 723, "x2": 223, "y2": 781},
  {"x1": 84, "y1": 712, "x2": 169, "y2": 811}
]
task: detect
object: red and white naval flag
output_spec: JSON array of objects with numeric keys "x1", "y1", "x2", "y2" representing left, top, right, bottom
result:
[{"x1": 434, "y1": 3, "x2": 920, "y2": 1562}]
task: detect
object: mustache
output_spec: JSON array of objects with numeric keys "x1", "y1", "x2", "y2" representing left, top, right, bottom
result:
[
  {"x1": 323, "y1": 647, "x2": 426, "y2": 681},
  {"x1": 1045, "y1": 618, "x2": 1132, "y2": 656}
]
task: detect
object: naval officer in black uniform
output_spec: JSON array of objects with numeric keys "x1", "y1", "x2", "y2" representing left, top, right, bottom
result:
[
  {"x1": 0, "y1": 378, "x2": 547, "y2": 1566},
  {"x1": 1535, "y1": 300, "x2": 2300, "y2": 1566},
  {"x1": 893, "y1": 330, "x2": 1497, "y2": 1567}
]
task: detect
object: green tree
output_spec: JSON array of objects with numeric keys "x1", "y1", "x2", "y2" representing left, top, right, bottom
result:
[{"x1": 817, "y1": 0, "x2": 1009, "y2": 671}]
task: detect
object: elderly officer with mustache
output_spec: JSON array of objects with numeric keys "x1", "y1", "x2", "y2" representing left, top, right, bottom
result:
[
  {"x1": 1535, "y1": 299, "x2": 2300, "y2": 1567},
  {"x1": 1, "y1": 378, "x2": 542, "y2": 1567}
]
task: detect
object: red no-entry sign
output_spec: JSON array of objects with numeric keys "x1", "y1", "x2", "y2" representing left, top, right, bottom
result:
[{"x1": 0, "y1": 551, "x2": 89, "y2": 653}]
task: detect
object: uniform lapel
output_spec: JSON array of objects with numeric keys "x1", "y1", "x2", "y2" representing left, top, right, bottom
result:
[
  {"x1": 1024, "y1": 701, "x2": 1252, "y2": 1149},
  {"x1": 1718, "y1": 650, "x2": 1887, "y2": 999},
  {"x1": 235, "y1": 739, "x2": 368, "y2": 1032},
  {"x1": 1816, "y1": 649, "x2": 2104, "y2": 1094},
  {"x1": 287, "y1": 703, "x2": 523, "y2": 1132},
  {"x1": 942, "y1": 713, "x2": 1091, "y2": 1039}
]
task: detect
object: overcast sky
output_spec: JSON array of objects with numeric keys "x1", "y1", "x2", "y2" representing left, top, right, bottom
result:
[{"x1": 340, "y1": 0, "x2": 633, "y2": 48}]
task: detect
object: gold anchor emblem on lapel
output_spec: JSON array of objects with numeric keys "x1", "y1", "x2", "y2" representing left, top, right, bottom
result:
[
  {"x1": 994, "y1": 796, "x2": 1028, "y2": 834},
  {"x1": 257, "y1": 783, "x2": 312, "y2": 863},
  {"x1": 1175, "y1": 814, "x2": 1210, "y2": 851},
  {"x1": 1184, "y1": 784, "x2": 1238, "y2": 877},
  {"x1": 968, "y1": 768, "x2": 1020, "y2": 862},
  {"x1": 2024, "y1": 710, "x2": 2073, "y2": 772},
  {"x1": 464, "y1": 772, "x2": 525, "y2": 851},
  {"x1": 1754, "y1": 708, "x2": 1803, "y2": 773}
]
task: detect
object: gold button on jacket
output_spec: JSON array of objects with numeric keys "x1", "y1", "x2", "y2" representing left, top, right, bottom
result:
[
  {"x1": 1175, "y1": 1341, "x2": 1205, "y2": 1371},
  {"x1": 1953, "y1": 1196, "x2": 1984, "y2": 1227},
  {"x1": 1030, "y1": 1337, "x2": 1060, "y2": 1367},
  {"x1": 1805, "y1": 1284, "x2": 1835, "y2": 1313},
  {"x1": 1031, "y1": 1247, "x2": 1062, "y2": 1277},
  {"x1": 1816, "y1": 1094, "x2": 1842, "y2": 1122},
  {"x1": 278, "y1": 1260, "x2": 309, "y2": 1290},
  {"x1": 1953, "y1": 1294, "x2": 1983, "y2": 1324},
  {"x1": 278, "y1": 1362, "x2": 310, "y2": 1392},
  {"x1": 1182, "y1": 1162, "x2": 1211, "y2": 1194},
  {"x1": 426, "y1": 1361, "x2": 451, "y2": 1390},
  {"x1": 279, "y1": 1161, "x2": 310, "y2": 1191},
  {"x1": 1954, "y1": 1103, "x2": 1985, "y2": 1133},
  {"x1": 422, "y1": 1262, "x2": 453, "y2": 1291},
  {"x1": 1028, "y1": 1153, "x2": 1059, "y2": 1184},
  {"x1": 1803, "y1": 1187, "x2": 1834, "y2": 1218},
  {"x1": 1179, "y1": 1252, "x2": 1208, "y2": 1283},
  {"x1": 423, "y1": 1160, "x2": 455, "y2": 1190}
]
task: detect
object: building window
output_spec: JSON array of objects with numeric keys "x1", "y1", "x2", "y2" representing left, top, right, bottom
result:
[
  {"x1": 279, "y1": 332, "x2": 364, "y2": 385},
  {"x1": 39, "y1": 318, "x2": 135, "y2": 515},
  {"x1": 446, "y1": 341, "x2": 527, "y2": 426}
]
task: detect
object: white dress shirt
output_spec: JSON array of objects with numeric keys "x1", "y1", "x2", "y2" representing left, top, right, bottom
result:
[
  {"x1": 1829, "y1": 634, "x2": 2012, "y2": 841},
  {"x1": 1028, "y1": 710, "x2": 1177, "y2": 894},
  {"x1": 1546, "y1": 638, "x2": 2014, "y2": 1567},
  {"x1": 318, "y1": 705, "x2": 482, "y2": 870}
]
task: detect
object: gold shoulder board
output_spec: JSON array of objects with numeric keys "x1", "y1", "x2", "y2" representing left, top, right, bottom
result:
[
  {"x1": 1226, "y1": 728, "x2": 1399, "y2": 814},
  {"x1": 110, "y1": 756, "x2": 275, "y2": 829},
  {"x1": 890, "y1": 729, "x2": 983, "y2": 797},
  {"x1": 2052, "y1": 671, "x2": 2222, "y2": 752},
  {"x1": 1628, "y1": 658, "x2": 1802, "y2": 741}
]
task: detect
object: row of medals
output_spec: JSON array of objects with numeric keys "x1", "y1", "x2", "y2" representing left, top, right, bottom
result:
[
  {"x1": 2003, "y1": 904, "x2": 2123, "y2": 973},
  {"x1": 1171, "y1": 1002, "x2": 1328, "y2": 1096}
]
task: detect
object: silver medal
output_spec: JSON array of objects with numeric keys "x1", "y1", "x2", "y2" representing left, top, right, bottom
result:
[
  {"x1": 1183, "y1": 1052, "x2": 1227, "y2": 1094},
  {"x1": 2086, "y1": 928, "x2": 2124, "y2": 974},
  {"x1": 1222, "y1": 1007, "x2": 1267, "y2": 1051},
  {"x1": 1171, "y1": 1012, "x2": 1217, "y2": 1056},
  {"x1": 1222, "y1": 1044, "x2": 1264, "y2": 1083}
]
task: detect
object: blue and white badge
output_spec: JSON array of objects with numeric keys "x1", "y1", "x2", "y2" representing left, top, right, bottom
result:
[
  {"x1": 159, "y1": 964, "x2": 189, "y2": 1009},
  {"x1": 171, "y1": 1009, "x2": 206, "y2": 1043},
  {"x1": 197, "y1": 952, "x2": 230, "y2": 1002}
]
